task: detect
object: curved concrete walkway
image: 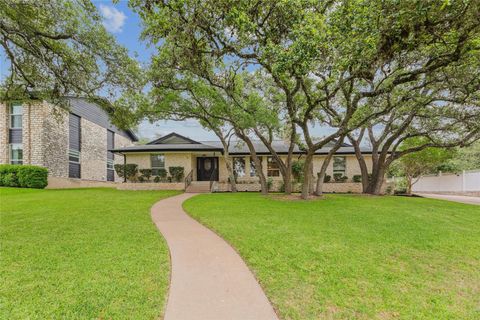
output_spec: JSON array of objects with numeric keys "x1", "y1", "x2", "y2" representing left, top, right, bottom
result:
[{"x1": 151, "y1": 193, "x2": 279, "y2": 320}]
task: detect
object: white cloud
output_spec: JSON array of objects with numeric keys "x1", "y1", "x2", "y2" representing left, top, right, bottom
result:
[{"x1": 99, "y1": 5, "x2": 126, "y2": 33}]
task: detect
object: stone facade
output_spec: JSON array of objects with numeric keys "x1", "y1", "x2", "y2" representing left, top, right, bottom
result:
[
  {"x1": 113, "y1": 133, "x2": 133, "y2": 181},
  {"x1": 40, "y1": 104, "x2": 69, "y2": 177},
  {"x1": 0, "y1": 101, "x2": 135, "y2": 185},
  {"x1": 81, "y1": 117, "x2": 108, "y2": 181},
  {"x1": 0, "y1": 103, "x2": 8, "y2": 164},
  {"x1": 125, "y1": 152, "x2": 379, "y2": 193}
]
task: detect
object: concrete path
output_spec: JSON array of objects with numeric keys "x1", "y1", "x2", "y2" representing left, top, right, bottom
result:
[
  {"x1": 151, "y1": 193, "x2": 279, "y2": 320},
  {"x1": 417, "y1": 193, "x2": 480, "y2": 206}
]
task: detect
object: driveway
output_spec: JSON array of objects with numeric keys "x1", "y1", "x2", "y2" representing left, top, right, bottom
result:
[
  {"x1": 151, "y1": 193, "x2": 278, "y2": 320},
  {"x1": 417, "y1": 193, "x2": 480, "y2": 206}
]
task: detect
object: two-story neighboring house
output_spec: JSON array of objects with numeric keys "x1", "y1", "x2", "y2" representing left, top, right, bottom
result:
[{"x1": 0, "y1": 97, "x2": 137, "y2": 187}]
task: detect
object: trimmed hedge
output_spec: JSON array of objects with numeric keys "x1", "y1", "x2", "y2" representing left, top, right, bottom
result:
[
  {"x1": 168, "y1": 166, "x2": 184, "y2": 182},
  {"x1": 0, "y1": 164, "x2": 48, "y2": 189},
  {"x1": 114, "y1": 164, "x2": 138, "y2": 182},
  {"x1": 353, "y1": 175, "x2": 362, "y2": 183}
]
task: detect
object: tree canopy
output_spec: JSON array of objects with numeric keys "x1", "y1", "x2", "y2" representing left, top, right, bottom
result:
[
  {"x1": 0, "y1": 0, "x2": 142, "y2": 117},
  {"x1": 128, "y1": 0, "x2": 480, "y2": 196}
]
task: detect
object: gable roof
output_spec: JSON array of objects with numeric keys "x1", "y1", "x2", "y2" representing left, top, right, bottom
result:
[{"x1": 147, "y1": 132, "x2": 201, "y2": 145}]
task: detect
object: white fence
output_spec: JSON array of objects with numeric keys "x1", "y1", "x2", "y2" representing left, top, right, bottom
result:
[{"x1": 412, "y1": 169, "x2": 480, "y2": 193}]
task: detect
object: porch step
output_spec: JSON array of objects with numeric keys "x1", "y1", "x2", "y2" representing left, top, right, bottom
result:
[{"x1": 186, "y1": 181, "x2": 211, "y2": 193}]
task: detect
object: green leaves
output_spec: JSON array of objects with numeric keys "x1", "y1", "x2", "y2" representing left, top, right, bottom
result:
[{"x1": 0, "y1": 0, "x2": 142, "y2": 115}]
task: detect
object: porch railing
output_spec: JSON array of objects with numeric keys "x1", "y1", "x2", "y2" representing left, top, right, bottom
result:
[{"x1": 185, "y1": 170, "x2": 193, "y2": 190}]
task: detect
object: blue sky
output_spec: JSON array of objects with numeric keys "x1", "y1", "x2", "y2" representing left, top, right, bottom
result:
[{"x1": 1, "y1": 1, "x2": 335, "y2": 141}]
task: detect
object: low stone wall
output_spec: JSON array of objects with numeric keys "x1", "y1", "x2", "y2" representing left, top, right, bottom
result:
[
  {"x1": 214, "y1": 181, "x2": 376, "y2": 193},
  {"x1": 117, "y1": 182, "x2": 184, "y2": 191},
  {"x1": 47, "y1": 177, "x2": 119, "y2": 189}
]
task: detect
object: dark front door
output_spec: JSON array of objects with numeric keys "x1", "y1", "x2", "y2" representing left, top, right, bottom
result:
[{"x1": 197, "y1": 157, "x2": 219, "y2": 181}]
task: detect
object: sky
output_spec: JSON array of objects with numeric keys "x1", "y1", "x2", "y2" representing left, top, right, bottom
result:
[{"x1": 0, "y1": 0, "x2": 335, "y2": 142}]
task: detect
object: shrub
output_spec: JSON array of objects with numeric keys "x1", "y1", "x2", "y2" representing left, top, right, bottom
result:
[
  {"x1": 139, "y1": 169, "x2": 153, "y2": 181},
  {"x1": 169, "y1": 166, "x2": 184, "y2": 182},
  {"x1": 153, "y1": 176, "x2": 161, "y2": 183},
  {"x1": 323, "y1": 174, "x2": 331, "y2": 183},
  {"x1": 353, "y1": 175, "x2": 362, "y2": 183},
  {"x1": 3, "y1": 172, "x2": 19, "y2": 187},
  {"x1": 267, "y1": 177, "x2": 274, "y2": 191},
  {"x1": 17, "y1": 165, "x2": 48, "y2": 188},
  {"x1": 0, "y1": 164, "x2": 48, "y2": 189},
  {"x1": 156, "y1": 168, "x2": 167, "y2": 178},
  {"x1": 291, "y1": 160, "x2": 304, "y2": 182},
  {"x1": 114, "y1": 164, "x2": 138, "y2": 182},
  {"x1": 138, "y1": 176, "x2": 145, "y2": 183},
  {"x1": 333, "y1": 173, "x2": 348, "y2": 182}
]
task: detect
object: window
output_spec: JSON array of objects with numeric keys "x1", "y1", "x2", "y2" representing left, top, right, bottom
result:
[
  {"x1": 68, "y1": 113, "x2": 81, "y2": 178},
  {"x1": 107, "y1": 130, "x2": 115, "y2": 181},
  {"x1": 10, "y1": 104, "x2": 22, "y2": 128},
  {"x1": 68, "y1": 149, "x2": 80, "y2": 163},
  {"x1": 267, "y1": 156, "x2": 280, "y2": 177},
  {"x1": 151, "y1": 154, "x2": 165, "y2": 175},
  {"x1": 107, "y1": 159, "x2": 114, "y2": 170},
  {"x1": 250, "y1": 156, "x2": 262, "y2": 177},
  {"x1": 233, "y1": 157, "x2": 246, "y2": 178},
  {"x1": 333, "y1": 156, "x2": 346, "y2": 175},
  {"x1": 10, "y1": 143, "x2": 23, "y2": 164}
]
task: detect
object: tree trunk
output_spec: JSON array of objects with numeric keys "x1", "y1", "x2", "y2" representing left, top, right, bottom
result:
[
  {"x1": 308, "y1": 160, "x2": 314, "y2": 195},
  {"x1": 406, "y1": 175, "x2": 413, "y2": 195},
  {"x1": 283, "y1": 169, "x2": 293, "y2": 194},
  {"x1": 224, "y1": 155, "x2": 237, "y2": 192},
  {"x1": 348, "y1": 135, "x2": 370, "y2": 193},
  {"x1": 366, "y1": 165, "x2": 386, "y2": 195},
  {"x1": 236, "y1": 130, "x2": 268, "y2": 194},
  {"x1": 316, "y1": 136, "x2": 346, "y2": 196},
  {"x1": 252, "y1": 128, "x2": 295, "y2": 195},
  {"x1": 315, "y1": 155, "x2": 332, "y2": 196},
  {"x1": 253, "y1": 154, "x2": 268, "y2": 195},
  {"x1": 217, "y1": 134, "x2": 237, "y2": 192},
  {"x1": 301, "y1": 152, "x2": 314, "y2": 199}
]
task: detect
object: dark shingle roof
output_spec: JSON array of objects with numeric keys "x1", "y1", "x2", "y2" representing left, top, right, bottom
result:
[{"x1": 111, "y1": 132, "x2": 372, "y2": 154}]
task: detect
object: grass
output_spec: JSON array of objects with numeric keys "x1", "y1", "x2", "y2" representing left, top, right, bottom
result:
[
  {"x1": 0, "y1": 187, "x2": 180, "y2": 319},
  {"x1": 184, "y1": 193, "x2": 480, "y2": 320}
]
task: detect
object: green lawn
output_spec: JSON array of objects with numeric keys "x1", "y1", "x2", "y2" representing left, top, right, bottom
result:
[
  {"x1": 184, "y1": 193, "x2": 480, "y2": 320},
  {"x1": 0, "y1": 187, "x2": 180, "y2": 319}
]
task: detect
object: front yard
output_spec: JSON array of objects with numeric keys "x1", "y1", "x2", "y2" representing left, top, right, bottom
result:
[
  {"x1": 184, "y1": 194, "x2": 480, "y2": 320},
  {"x1": 0, "y1": 188, "x2": 179, "y2": 319}
]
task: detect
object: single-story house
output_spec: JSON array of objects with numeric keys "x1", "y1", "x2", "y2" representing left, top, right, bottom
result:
[{"x1": 112, "y1": 132, "x2": 374, "y2": 192}]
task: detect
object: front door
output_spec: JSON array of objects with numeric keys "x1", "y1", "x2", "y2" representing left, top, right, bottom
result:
[{"x1": 197, "y1": 157, "x2": 219, "y2": 181}]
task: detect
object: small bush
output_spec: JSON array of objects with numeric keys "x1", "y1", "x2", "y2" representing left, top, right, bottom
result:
[
  {"x1": 138, "y1": 176, "x2": 145, "y2": 183},
  {"x1": 153, "y1": 176, "x2": 161, "y2": 183},
  {"x1": 0, "y1": 164, "x2": 48, "y2": 189},
  {"x1": 353, "y1": 175, "x2": 362, "y2": 183},
  {"x1": 114, "y1": 164, "x2": 138, "y2": 182},
  {"x1": 267, "y1": 177, "x2": 274, "y2": 191},
  {"x1": 156, "y1": 168, "x2": 167, "y2": 178},
  {"x1": 291, "y1": 160, "x2": 304, "y2": 183},
  {"x1": 139, "y1": 169, "x2": 153, "y2": 181},
  {"x1": 333, "y1": 173, "x2": 348, "y2": 182},
  {"x1": 323, "y1": 174, "x2": 331, "y2": 183},
  {"x1": 169, "y1": 166, "x2": 184, "y2": 182}
]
